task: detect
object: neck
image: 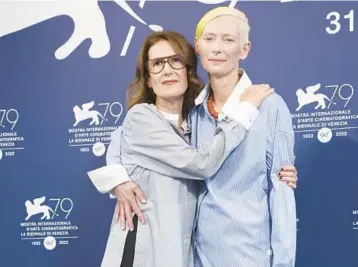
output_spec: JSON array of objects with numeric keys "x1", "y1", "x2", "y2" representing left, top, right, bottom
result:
[
  {"x1": 209, "y1": 69, "x2": 240, "y2": 112},
  {"x1": 155, "y1": 97, "x2": 184, "y2": 121}
]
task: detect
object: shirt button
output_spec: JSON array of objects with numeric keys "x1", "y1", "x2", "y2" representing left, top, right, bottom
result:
[{"x1": 266, "y1": 249, "x2": 273, "y2": 256}]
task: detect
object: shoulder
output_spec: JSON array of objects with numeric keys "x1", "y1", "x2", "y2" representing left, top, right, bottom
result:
[
  {"x1": 125, "y1": 103, "x2": 159, "y2": 123},
  {"x1": 126, "y1": 103, "x2": 155, "y2": 117},
  {"x1": 124, "y1": 103, "x2": 165, "y2": 133},
  {"x1": 259, "y1": 93, "x2": 293, "y2": 134},
  {"x1": 259, "y1": 93, "x2": 290, "y2": 114},
  {"x1": 110, "y1": 126, "x2": 122, "y2": 140},
  {"x1": 261, "y1": 93, "x2": 294, "y2": 134}
]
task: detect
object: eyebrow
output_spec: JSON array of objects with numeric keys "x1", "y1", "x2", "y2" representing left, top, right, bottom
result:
[
  {"x1": 202, "y1": 32, "x2": 236, "y2": 37},
  {"x1": 148, "y1": 54, "x2": 178, "y2": 61}
]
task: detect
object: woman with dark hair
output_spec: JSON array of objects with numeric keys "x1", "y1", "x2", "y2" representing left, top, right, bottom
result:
[{"x1": 88, "y1": 30, "x2": 274, "y2": 267}]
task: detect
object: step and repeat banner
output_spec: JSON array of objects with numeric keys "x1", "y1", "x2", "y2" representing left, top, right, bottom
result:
[{"x1": 0, "y1": 1, "x2": 357, "y2": 266}]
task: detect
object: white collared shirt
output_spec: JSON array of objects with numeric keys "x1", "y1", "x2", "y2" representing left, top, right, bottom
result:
[{"x1": 194, "y1": 69, "x2": 259, "y2": 130}]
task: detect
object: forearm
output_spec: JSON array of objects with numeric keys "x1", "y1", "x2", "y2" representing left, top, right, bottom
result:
[
  {"x1": 269, "y1": 180, "x2": 296, "y2": 267},
  {"x1": 88, "y1": 164, "x2": 131, "y2": 194},
  {"x1": 269, "y1": 108, "x2": 297, "y2": 266},
  {"x1": 87, "y1": 127, "x2": 131, "y2": 195},
  {"x1": 124, "y1": 118, "x2": 247, "y2": 179}
]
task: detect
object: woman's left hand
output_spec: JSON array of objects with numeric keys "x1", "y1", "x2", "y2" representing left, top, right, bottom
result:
[{"x1": 278, "y1": 165, "x2": 297, "y2": 189}]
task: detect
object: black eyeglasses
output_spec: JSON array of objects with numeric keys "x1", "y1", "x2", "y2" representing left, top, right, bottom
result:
[{"x1": 147, "y1": 55, "x2": 185, "y2": 74}]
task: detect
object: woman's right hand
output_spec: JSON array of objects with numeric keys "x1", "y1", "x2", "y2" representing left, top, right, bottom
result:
[
  {"x1": 113, "y1": 181, "x2": 146, "y2": 231},
  {"x1": 240, "y1": 84, "x2": 274, "y2": 108}
]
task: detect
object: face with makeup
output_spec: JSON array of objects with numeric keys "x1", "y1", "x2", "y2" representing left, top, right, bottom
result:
[
  {"x1": 195, "y1": 15, "x2": 251, "y2": 78},
  {"x1": 147, "y1": 40, "x2": 188, "y2": 102},
  {"x1": 128, "y1": 31, "x2": 202, "y2": 119}
]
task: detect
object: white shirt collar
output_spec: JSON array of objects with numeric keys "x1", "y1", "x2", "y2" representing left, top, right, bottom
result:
[
  {"x1": 194, "y1": 69, "x2": 252, "y2": 108},
  {"x1": 182, "y1": 69, "x2": 252, "y2": 132},
  {"x1": 157, "y1": 109, "x2": 180, "y2": 121}
]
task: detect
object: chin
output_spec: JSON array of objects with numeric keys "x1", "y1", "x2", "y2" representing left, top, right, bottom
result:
[
  {"x1": 159, "y1": 93, "x2": 185, "y2": 101},
  {"x1": 207, "y1": 69, "x2": 228, "y2": 78},
  {"x1": 203, "y1": 64, "x2": 223, "y2": 74}
]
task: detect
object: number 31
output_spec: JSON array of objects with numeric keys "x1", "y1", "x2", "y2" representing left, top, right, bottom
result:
[{"x1": 326, "y1": 10, "x2": 354, "y2": 34}]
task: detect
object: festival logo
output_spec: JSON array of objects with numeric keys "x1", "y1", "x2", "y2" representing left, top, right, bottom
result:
[
  {"x1": 292, "y1": 83, "x2": 357, "y2": 143},
  {"x1": 68, "y1": 100, "x2": 123, "y2": 156},
  {"x1": 20, "y1": 196, "x2": 79, "y2": 250},
  {"x1": 0, "y1": 108, "x2": 24, "y2": 160}
]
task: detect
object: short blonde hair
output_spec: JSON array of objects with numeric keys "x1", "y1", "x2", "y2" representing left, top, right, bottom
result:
[{"x1": 195, "y1": 6, "x2": 250, "y2": 46}]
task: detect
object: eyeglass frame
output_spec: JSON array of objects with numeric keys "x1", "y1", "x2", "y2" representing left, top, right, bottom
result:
[{"x1": 146, "y1": 55, "x2": 186, "y2": 74}]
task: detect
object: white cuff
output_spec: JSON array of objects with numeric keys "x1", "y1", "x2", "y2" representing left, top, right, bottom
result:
[
  {"x1": 109, "y1": 191, "x2": 117, "y2": 199},
  {"x1": 219, "y1": 101, "x2": 259, "y2": 130},
  {"x1": 87, "y1": 164, "x2": 131, "y2": 195}
]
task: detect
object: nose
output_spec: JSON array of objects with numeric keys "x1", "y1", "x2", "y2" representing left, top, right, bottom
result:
[
  {"x1": 211, "y1": 40, "x2": 221, "y2": 55},
  {"x1": 162, "y1": 61, "x2": 174, "y2": 74}
]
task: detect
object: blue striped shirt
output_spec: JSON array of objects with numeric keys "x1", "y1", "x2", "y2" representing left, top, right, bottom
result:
[{"x1": 190, "y1": 79, "x2": 297, "y2": 267}]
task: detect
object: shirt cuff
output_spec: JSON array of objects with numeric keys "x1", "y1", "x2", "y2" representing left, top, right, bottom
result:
[
  {"x1": 109, "y1": 191, "x2": 117, "y2": 199},
  {"x1": 87, "y1": 164, "x2": 131, "y2": 195},
  {"x1": 219, "y1": 101, "x2": 259, "y2": 130}
]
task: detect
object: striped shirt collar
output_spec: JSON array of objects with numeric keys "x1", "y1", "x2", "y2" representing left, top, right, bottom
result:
[{"x1": 194, "y1": 69, "x2": 252, "y2": 108}]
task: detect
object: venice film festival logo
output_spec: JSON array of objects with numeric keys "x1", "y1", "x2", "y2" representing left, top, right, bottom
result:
[
  {"x1": 69, "y1": 100, "x2": 123, "y2": 156},
  {"x1": 0, "y1": 108, "x2": 24, "y2": 160},
  {"x1": 0, "y1": 0, "x2": 243, "y2": 60},
  {"x1": 292, "y1": 82, "x2": 357, "y2": 143},
  {"x1": 21, "y1": 196, "x2": 78, "y2": 250},
  {"x1": 73, "y1": 101, "x2": 108, "y2": 127}
]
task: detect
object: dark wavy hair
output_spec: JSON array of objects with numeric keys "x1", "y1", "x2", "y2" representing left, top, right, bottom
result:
[{"x1": 128, "y1": 31, "x2": 203, "y2": 119}]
